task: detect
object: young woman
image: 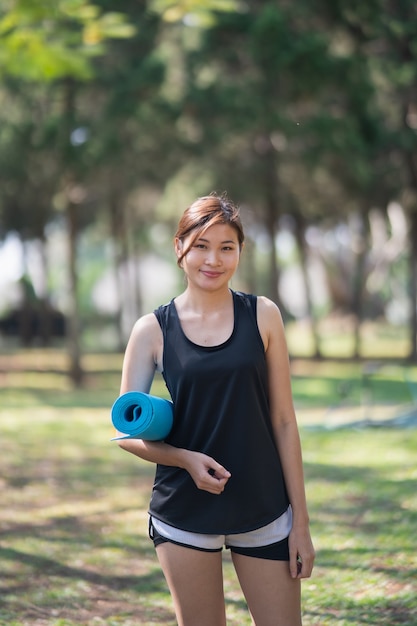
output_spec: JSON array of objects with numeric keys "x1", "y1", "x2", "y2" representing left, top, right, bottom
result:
[{"x1": 116, "y1": 193, "x2": 315, "y2": 626}]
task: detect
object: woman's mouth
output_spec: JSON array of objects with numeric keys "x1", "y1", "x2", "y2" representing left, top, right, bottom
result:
[{"x1": 201, "y1": 270, "x2": 223, "y2": 278}]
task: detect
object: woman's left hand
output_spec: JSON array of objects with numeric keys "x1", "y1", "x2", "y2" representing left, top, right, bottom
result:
[{"x1": 288, "y1": 525, "x2": 315, "y2": 579}]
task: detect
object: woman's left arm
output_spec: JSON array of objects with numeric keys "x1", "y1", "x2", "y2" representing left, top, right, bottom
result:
[{"x1": 257, "y1": 296, "x2": 315, "y2": 579}]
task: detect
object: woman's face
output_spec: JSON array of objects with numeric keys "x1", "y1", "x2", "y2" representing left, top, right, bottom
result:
[{"x1": 176, "y1": 223, "x2": 241, "y2": 291}]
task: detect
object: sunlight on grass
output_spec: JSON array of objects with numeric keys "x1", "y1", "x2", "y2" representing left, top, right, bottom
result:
[
  {"x1": 286, "y1": 319, "x2": 411, "y2": 359},
  {"x1": 291, "y1": 360, "x2": 417, "y2": 410},
  {"x1": 1, "y1": 354, "x2": 417, "y2": 625},
  {"x1": 300, "y1": 428, "x2": 417, "y2": 625}
]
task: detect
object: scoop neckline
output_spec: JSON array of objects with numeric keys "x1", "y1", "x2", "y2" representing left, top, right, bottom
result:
[{"x1": 171, "y1": 290, "x2": 237, "y2": 350}]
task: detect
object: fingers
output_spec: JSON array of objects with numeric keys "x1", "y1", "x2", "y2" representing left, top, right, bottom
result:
[
  {"x1": 289, "y1": 551, "x2": 299, "y2": 579},
  {"x1": 290, "y1": 553, "x2": 314, "y2": 579},
  {"x1": 209, "y1": 465, "x2": 231, "y2": 481},
  {"x1": 202, "y1": 464, "x2": 231, "y2": 494},
  {"x1": 187, "y1": 452, "x2": 231, "y2": 494},
  {"x1": 300, "y1": 557, "x2": 314, "y2": 578},
  {"x1": 289, "y1": 531, "x2": 315, "y2": 579}
]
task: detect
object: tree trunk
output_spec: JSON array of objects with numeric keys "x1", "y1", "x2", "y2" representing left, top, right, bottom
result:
[
  {"x1": 67, "y1": 199, "x2": 83, "y2": 385},
  {"x1": 351, "y1": 206, "x2": 369, "y2": 359},
  {"x1": 265, "y1": 206, "x2": 280, "y2": 306},
  {"x1": 18, "y1": 242, "x2": 35, "y2": 346},
  {"x1": 293, "y1": 211, "x2": 322, "y2": 358},
  {"x1": 260, "y1": 134, "x2": 284, "y2": 312},
  {"x1": 109, "y1": 190, "x2": 127, "y2": 350},
  {"x1": 409, "y1": 208, "x2": 417, "y2": 361},
  {"x1": 62, "y1": 78, "x2": 83, "y2": 385},
  {"x1": 37, "y1": 234, "x2": 53, "y2": 346},
  {"x1": 401, "y1": 97, "x2": 417, "y2": 360},
  {"x1": 241, "y1": 236, "x2": 257, "y2": 294},
  {"x1": 128, "y1": 207, "x2": 143, "y2": 322}
]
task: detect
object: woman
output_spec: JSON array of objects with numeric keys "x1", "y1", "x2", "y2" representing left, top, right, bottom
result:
[{"x1": 116, "y1": 193, "x2": 315, "y2": 626}]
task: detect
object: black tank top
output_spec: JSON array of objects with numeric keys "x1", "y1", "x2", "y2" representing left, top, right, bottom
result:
[{"x1": 150, "y1": 290, "x2": 289, "y2": 534}]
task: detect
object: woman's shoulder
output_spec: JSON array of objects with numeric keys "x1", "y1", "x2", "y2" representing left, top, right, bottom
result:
[
  {"x1": 129, "y1": 311, "x2": 163, "y2": 342},
  {"x1": 256, "y1": 295, "x2": 282, "y2": 316},
  {"x1": 235, "y1": 291, "x2": 282, "y2": 319},
  {"x1": 252, "y1": 296, "x2": 285, "y2": 346}
]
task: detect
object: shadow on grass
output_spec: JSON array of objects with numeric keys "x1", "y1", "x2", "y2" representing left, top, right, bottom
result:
[
  {"x1": 0, "y1": 526, "x2": 250, "y2": 623},
  {"x1": 292, "y1": 372, "x2": 416, "y2": 408},
  {"x1": 0, "y1": 517, "x2": 176, "y2": 623},
  {"x1": 305, "y1": 603, "x2": 415, "y2": 626},
  {"x1": 0, "y1": 371, "x2": 168, "y2": 409},
  {"x1": 302, "y1": 454, "x2": 416, "y2": 625},
  {"x1": 317, "y1": 546, "x2": 417, "y2": 581},
  {"x1": 0, "y1": 385, "x2": 118, "y2": 409},
  {"x1": 304, "y1": 460, "x2": 417, "y2": 536},
  {"x1": 4, "y1": 455, "x2": 157, "y2": 491},
  {"x1": 0, "y1": 545, "x2": 165, "y2": 593},
  {"x1": 0, "y1": 511, "x2": 156, "y2": 553}
]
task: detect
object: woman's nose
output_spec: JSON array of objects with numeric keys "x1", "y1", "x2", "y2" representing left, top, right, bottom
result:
[{"x1": 206, "y1": 250, "x2": 220, "y2": 265}]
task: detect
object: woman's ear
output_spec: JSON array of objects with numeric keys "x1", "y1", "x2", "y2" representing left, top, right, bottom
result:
[
  {"x1": 174, "y1": 237, "x2": 183, "y2": 258},
  {"x1": 175, "y1": 238, "x2": 184, "y2": 267}
]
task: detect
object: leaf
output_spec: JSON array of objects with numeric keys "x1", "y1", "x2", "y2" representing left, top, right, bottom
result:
[
  {"x1": 149, "y1": 0, "x2": 239, "y2": 25},
  {"x1": 0, "y1": 1, "x2": 136, "y2": 81}
]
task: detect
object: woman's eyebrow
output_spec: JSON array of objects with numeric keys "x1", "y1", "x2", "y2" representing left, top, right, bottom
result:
[{"x1": 196, "y1": 237, "x2": 236, "y2": 244}]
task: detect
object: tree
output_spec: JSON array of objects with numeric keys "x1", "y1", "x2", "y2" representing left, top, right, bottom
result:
[
  {"x1": 168, "y1": 3, "x2": 336, "y2": 326},
  {"x1": 0, "y1": 0, "x2": 135, "y2": 382},
  {"x1": 87, "y1": 0, "x2": 184, "y2": 343},
  {"x1": 317, "y1": 0, "x2": 417, "y2": 360},
  {"x1": 0, "y1": 0, "x2": 135, "y2": 81}
]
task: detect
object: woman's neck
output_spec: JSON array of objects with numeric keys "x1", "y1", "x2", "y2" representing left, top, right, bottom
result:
[{"x1": 176, "y1": 286, "x2": 233, "y2": 315}]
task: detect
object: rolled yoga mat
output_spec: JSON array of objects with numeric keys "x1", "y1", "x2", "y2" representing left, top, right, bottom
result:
[{"x1": 111, "y1": 392, "x2": 173, "y2": 441}]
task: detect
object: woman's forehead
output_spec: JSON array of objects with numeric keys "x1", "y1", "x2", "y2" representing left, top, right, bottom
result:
[{"x1": 191, "y1": 222, "x2": 239, "y2": 242}]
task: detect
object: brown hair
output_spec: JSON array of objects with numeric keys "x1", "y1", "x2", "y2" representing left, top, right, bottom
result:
[{"x1": 175, "y1": 193, "x2": 244, "y2": 267}]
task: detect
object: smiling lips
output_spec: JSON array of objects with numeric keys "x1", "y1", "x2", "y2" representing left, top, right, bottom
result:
[{"x1": 201, "y1": 270, "x2": 223, "y2": 278}]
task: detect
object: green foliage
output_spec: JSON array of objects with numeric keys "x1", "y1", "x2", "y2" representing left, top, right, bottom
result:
[
  {"x1": 0, "y1": 0, "x2": 416, "y2": 357},
  {"x1": 249, "y1": 3, "x2": 329, "y2": 92},
  {"x1": 150, "y1": 0, "x2": 239, "y2": 26},
  {"x1": 0, "y1": 0, "x2": 136, "y2": 81}
]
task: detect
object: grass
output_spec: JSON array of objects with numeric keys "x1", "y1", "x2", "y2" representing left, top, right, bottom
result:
[
  {"x1": 301, "y1": 429, "x2": 416, "y2": 625},
  {"x1": 0, "y1": 351, "x2": 417, "y2": 625},
  {"x1": 285, "y1": 318, "x2": 413, "y2": 359}
]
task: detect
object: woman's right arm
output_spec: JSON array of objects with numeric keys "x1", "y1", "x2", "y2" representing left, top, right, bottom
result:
[
  {"x1": 116, "y1": 312, "x2": 182, "y2": 465},
  {"x1": 115, "y1": 313, "x2": 230, "y2": 495}
]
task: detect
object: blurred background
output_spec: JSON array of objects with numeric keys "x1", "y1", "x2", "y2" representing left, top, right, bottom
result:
[
  {"x1": 1, "y1": 5, "x2": 417, "y2": 624},
  {"x1": 1, "y1": 0, "x2": 416, "y2": 385}
]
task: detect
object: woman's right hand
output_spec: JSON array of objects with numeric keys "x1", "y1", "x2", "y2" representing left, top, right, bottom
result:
[{"x1": 182, "y1": 450, "x2": 231, "y2": 495}]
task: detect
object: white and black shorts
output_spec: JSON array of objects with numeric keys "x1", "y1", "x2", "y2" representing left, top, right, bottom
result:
[{"x1": 149, "y1": 506, "x2": 292, "y2": 561}]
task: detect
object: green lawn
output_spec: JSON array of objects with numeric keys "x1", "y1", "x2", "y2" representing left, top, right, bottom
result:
[{"x1": 0, "y1": 353, "x2": 416, "y2": 625}]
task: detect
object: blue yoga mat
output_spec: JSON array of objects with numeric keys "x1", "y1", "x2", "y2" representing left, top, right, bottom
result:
[{"x1": 111, "y1": 391, "x2": 173, "y2": 441}]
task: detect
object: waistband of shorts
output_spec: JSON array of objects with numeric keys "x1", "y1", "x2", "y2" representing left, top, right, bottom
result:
[{"x1": 149, "y1": 506, "x2": 292, "y2": 551}]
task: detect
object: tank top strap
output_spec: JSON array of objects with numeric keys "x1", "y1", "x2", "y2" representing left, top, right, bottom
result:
[
  {"x1": 153, "y1": 300, "x2": 172, "y2": 337},
  {"x1": 234, "y1": 290, "x2": 257, "y2": 321}
]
